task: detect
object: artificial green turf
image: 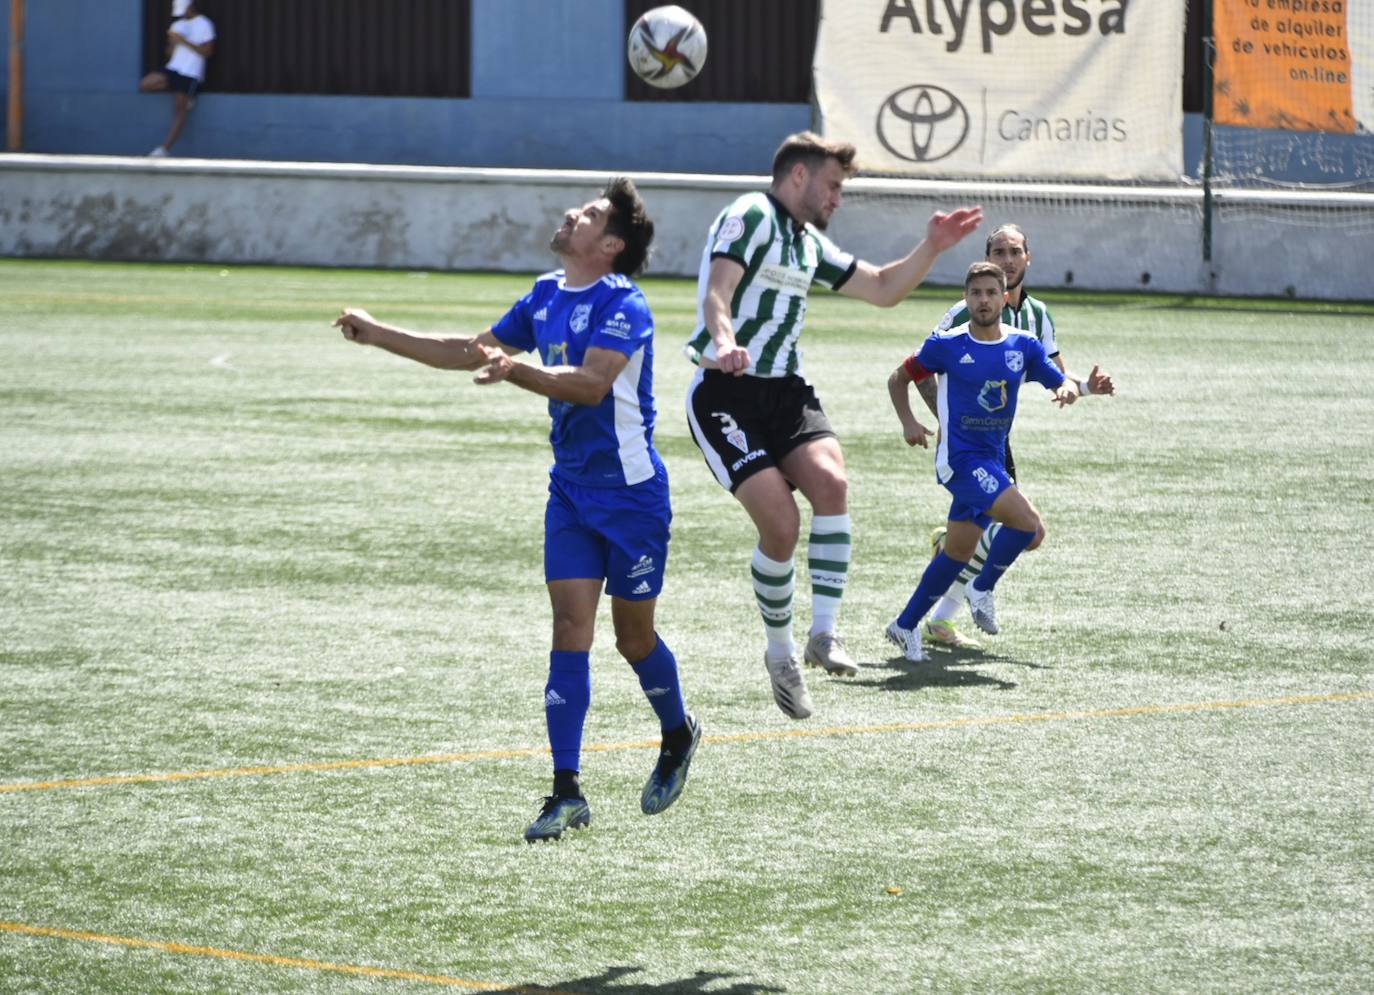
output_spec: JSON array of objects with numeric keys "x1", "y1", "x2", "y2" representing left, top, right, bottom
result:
[{"x1": 2, "y1": 259, "x2": 1371, "y2": 994}]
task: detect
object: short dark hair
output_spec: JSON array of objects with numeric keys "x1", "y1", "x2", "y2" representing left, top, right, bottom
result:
[
  {"x1": 771, "y1": 131, "x2": 858, "y2": 183},
  {"x1": 964, "y1": 260, "x2": 1006, "y2": 293},
  {"x1": 985, "y1": 223, "x2": 1028, "y2": 257},
  {"x1": 601, "y1": 176, "x2": 654, "y2": 276}
]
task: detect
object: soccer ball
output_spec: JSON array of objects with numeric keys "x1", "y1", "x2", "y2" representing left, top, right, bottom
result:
[{"x1": 627, "y1": 5, "x2": 708, "y2": 89}]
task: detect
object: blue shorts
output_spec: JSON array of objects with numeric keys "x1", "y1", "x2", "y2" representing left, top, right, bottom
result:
[
  {"x1": 941, "y1": 458, "x2": 1014, "y2": 529},
  {"x1": 157, "y1": 69, "x2": 201, "y2": 96},
  {"x1": 544, "y1": 468, "x2": 671, "y2": 600}
]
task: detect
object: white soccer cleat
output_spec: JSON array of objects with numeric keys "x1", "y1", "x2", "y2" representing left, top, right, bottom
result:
[
  {"x1": 764, "y1": 653, "x2": 813, "y2": 720},
  {"x1": 803, "y1": 630, "x2": 858, "y2": 677},
  {"x1": 148, "y1": 146, "x2": 169, "y2": 157},
  {"x1": 884, "y1": 619, "x2": 929, "y2": 663},
  {"x1": 964, "y1": 583, "x2": 999, "y2": 635}
]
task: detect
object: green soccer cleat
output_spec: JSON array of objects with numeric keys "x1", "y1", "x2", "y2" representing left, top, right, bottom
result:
[
  {"x1": 641, "y1": 713, "x2": 702, "y2": 815},
  {"x1": 523, "y1": 795, "x2": 591, "y2": 842},
  {"x1": 922, "y1": 618, "x2": 983, "y2": 650}
]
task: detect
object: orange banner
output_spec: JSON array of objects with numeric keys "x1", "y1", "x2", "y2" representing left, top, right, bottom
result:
[{"x1": 1214, "y1": 0, "x2": 1357, "y2": 133}]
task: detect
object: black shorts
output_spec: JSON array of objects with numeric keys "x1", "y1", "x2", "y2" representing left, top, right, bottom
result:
[
  {"x1": 157, "y1": 69, "x2": 201, "y2": 96},
  {"x1": 685, "y1": 369, "x2": 835, "y2": 492}
]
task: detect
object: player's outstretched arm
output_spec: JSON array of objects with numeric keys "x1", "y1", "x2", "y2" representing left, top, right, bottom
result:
[
  {"x1": 839, "y1": 206, "x2": 983, "y2": 308},
  {"x1": 887, "y1": 364, "x2": 934, "y2": 449},
  {"x1": 1052, "y1": 362, "x2": 1116, "y2": 400},
  {"x1": 474, "y1": 345, "x2": 630, "y2": 407},
  {"x1": 333, "y1": 308, "x2": 503, "y2": 370}
]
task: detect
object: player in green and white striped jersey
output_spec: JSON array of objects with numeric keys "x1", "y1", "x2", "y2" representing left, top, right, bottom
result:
[
  {"x1": 916, "y1": 224, "x2": 1115, "y2": 649},
  {"x1": 684, "y1": 130, "x2": 982, "y2": 719}
]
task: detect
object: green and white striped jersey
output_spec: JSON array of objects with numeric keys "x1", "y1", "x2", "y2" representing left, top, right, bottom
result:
[
  {"x1": 936, "y1": 292, "x2": 1058, "y2": 357},
  {"x1": 686, "y1": 192, "x2": 857, "y2": 378}
]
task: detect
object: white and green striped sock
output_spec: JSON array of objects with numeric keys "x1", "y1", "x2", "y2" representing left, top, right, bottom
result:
[
  {"x1": 751, "y1": 547, "x2": 796, "y2": 661},
  {"x1": 807, "y1": 513, "x2": 851, "y2": 636},
  {"x1": 932, "y1": 524, "x2": 998, "y2": 623}
]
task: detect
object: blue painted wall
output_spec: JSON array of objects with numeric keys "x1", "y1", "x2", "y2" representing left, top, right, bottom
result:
[
  {"x1": 0, "y1": 0, "x2": 807, "y2": 172},
  {"x1": 0, "y1": 0, "x2": 1366, "y2": 185}
]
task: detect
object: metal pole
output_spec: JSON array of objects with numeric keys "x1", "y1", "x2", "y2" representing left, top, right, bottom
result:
[
  {"x1": 7, "y1": 0, "x2": 23, "y2": 151},
  {"x1": 1201, "y1": 0, "x2": 1215, "y2": 270}
]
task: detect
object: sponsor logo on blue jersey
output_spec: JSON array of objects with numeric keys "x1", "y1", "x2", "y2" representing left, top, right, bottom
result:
[
  {"x1": 977, "y1": 379, "x2": 1008, "y2": 413},
  {"x1": 601, "y1": 311, "x2": 634, "y2": 339}
]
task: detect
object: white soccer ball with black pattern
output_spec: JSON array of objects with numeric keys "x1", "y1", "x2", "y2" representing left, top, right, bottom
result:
[{"x1": 627, "y1": 5, "x2": 708, "y2": 90}]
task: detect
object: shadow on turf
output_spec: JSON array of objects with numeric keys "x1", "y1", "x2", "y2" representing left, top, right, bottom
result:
[
  {"x1": 472, "y1": 964, "x2": 786, "y2": 994},
  {"x1": 843, "y1": 645, "x2": 1051, "y2": 693}
]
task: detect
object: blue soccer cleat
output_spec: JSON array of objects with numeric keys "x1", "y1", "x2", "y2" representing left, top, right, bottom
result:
[
  {"x1": 640, "y1": 713, "x2": 702, "y2": 815},
  {"x1": 523, "y1": 795, "x2": 592, "y2": 842}
]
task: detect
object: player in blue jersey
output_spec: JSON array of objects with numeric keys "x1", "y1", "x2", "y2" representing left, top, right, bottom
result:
[
  {"x1": 917, "y1": 223, "x2": 1115, "y2": 649},
  {"x1": 333, "y1": 178, "x2": 700, "y2": 842},
  {"x1": 883, "y1": 261, "x2": 1075, "y2": 662}
]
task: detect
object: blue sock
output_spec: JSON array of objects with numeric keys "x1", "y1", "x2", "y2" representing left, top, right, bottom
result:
[
  {"x1": 631, "y1": 636, "x2": 687, "y2": 732},
  {"x1": 897, "y1": 551, "x2": 969, "y2": 629},
  {"x1": 972, "y1": 525, "x2": 1036, "y2": 593},
  {"x1": 545, "y1": 650, "x2": 591, "y2": 774}
]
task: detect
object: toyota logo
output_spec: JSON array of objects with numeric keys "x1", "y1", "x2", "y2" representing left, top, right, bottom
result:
[{"x1": 876, "y1": 85, "x2": 970, "y2": 164}]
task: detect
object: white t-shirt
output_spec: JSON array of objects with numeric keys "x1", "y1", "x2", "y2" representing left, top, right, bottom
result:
[{"x1": 165, "y1": 15, "x2": 215, "y2": 82}]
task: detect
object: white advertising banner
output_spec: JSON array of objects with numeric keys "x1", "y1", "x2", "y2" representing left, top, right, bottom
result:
[{"x1": 815, "y1": 1, "x2": 1186, "y2": 180}]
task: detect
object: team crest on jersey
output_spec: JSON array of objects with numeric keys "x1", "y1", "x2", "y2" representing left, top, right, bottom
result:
[
  {"x1": 977, "y1": 379, "x2": 1008, "y2": 413},
  {"x1": 712, "y1": 411, "x2": 749, "y2": 453},
  {"x1": 1005, "y1": 350, "x2": 1024, "y2": 373},
  {"x1": 716, "y1": 216, "x2": 745, "y2": 245},
  {"x1": 972, "y1": 466, "x2": 1000, "y2": 494},
  {"x1": 570, "y1": 304, "x2": 592, "y2": 333}
]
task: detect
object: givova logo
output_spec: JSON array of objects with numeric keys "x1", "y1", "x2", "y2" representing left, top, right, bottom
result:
[{"x1": 879, "y1": 0, "x2": 1132, "y2": 55}]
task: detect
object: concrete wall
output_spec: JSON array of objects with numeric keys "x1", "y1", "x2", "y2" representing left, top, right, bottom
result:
[
  {"x1": 0, "y1": 0, "x2": 807, "y2": 174},
  {"x1": 1, "y1": 155, "x2": 1368, "y2": 300}
]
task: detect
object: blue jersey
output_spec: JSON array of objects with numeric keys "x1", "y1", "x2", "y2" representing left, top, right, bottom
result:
[
  {"x1": 491, "y1": 270, "x2": 663, "y2": 487},
  {"x1": 910, "y1": 323, "x2": 1065, "y2": 483}
]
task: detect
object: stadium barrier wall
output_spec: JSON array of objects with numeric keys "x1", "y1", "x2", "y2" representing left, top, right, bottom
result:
[{"x1": 0, "y1": 154, "x2": 1368, "y2": 300}]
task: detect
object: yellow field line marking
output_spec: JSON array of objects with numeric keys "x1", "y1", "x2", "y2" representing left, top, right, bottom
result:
[
  {"x1": 0, "y1": 920, "x2": 574, "y2": 993},
  {"x1": 2, "y1": 691, "x2": 1370, "y2": 796}
]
